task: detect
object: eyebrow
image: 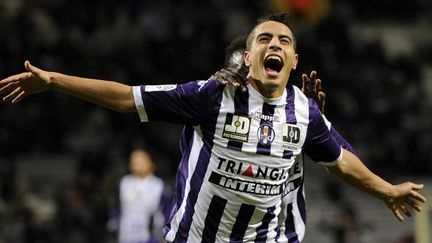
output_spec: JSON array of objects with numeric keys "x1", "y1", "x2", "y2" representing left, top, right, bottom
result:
[{"x1": 257, "y1": 32, "x2": 293, "y2": 42}]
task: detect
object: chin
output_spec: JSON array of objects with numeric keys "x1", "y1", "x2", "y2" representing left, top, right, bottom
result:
[{"x1": 265, "y1": 75, "x2": 285, "y2": 85}]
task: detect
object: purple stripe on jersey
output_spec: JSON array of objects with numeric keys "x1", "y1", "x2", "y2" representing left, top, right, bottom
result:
[
  {"x1": 296, "y1": 182, "x2": 306, "y2": 223},
  {"x1": 163, "y1": 126, "x2": 194, "y2": 235},
  {"x1": 256, "y1": 103, "x2": 276, "y2": 155},
  {"x1": 230, "y1": 203, "x2": 256, "y2": 242},
  {"x1": 254, "y1": 206, "x2": 276, "y2": 242},
  {"x1": 163, "y1": 126, "x2": 195, "y2": 236},
  {"x1": 227, "y1": 88, "x2": 249, "y2": 151},
  {"x1": 173, "y1": 92, "x2": 223, "y2": 243},
  {"x1": 201, "y1": 195, "x2": 227, "y2": 243},
  {"x1": 283, "y1": 86, "x2": 296, "y2": 159},
  {"x1": 284, "y1": 203, "x2": 296, "y2": 236},
  {"x1": 287, "y1": 233, "x2": 300, "y2": 243}
]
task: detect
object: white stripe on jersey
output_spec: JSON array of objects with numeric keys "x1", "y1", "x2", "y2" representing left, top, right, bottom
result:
[
  {"x1": 133, "y1": 86, "x2": 148, "y2": 122},
  {"x1": 322, "y1": 114, "x2": 332, "y2": 130},
  {"x1": 213, "y1": 85, "x2": 236, "y2": 150}
]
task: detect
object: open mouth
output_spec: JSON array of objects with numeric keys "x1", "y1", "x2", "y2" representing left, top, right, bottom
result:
[{"x1": 264, "y1": 55, "x2": 283, "y2": 73}]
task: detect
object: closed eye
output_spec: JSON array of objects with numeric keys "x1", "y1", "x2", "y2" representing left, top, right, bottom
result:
[
  {"x1": 280, "y1": 36, "x2": 292, "y2": 45},
  {"x1": 257, "y1": 33, "x2": 272, "y2": 43}
]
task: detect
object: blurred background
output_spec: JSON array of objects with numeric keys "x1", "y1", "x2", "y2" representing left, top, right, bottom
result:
[{"x1": 0, "y1": 0, "x2": 431, "y2": 242}]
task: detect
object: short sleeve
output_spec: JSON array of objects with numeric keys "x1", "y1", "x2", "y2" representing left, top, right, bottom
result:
[
  {"x1": 303, "y1": 99, "x2": 342, "y2": 165},
  {"x1": 132, "y1": 80, "x2": 223, "y2": 125}
]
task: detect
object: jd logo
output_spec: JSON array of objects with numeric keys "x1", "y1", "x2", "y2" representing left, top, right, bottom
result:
[
  {"x1": 282, "y1": 124, "x2": 301, "y2": 150},
  {"x1": 222, "y1": 113, "x2": 251, "y2": 142}
]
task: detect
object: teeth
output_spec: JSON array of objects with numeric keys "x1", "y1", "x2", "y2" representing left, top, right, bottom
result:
[{"x1": 265, "y1": 55, "x2": 282, "y2": 62}]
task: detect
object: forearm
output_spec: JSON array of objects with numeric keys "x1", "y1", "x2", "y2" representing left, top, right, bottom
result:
[
  {"x1": 49, "y1": 72, "x2": 135, "y2": 112},
  {"x1": 326, "y1": 149, "x2": 395, "y2": 201}
]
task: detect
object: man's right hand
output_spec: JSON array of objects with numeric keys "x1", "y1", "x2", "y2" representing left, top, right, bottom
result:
[
  {"x1": 301, "y1": 70, "x2": 326, "y2": 113},
  {"x1": 0, "y1": 61, "x2": 52, "y2": 104}
]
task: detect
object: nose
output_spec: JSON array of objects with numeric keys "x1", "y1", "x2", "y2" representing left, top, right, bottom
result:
[{"x1": 269, "y1": 37, "x2": 282, "y2": 51}]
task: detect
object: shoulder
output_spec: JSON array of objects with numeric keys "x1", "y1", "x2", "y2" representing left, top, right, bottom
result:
[
  {"x1": 290, "y1": 85, "x2": 320, "y2": 114},
  {"x1": 120, "y1": 174, "x2": 135, "y2": 185},
  {"x1": 148, "y1": 175, "x2": 165, "y2": 191},
  {"x1": 181, "y1": 79, "x2": 225, "y2": 94}
]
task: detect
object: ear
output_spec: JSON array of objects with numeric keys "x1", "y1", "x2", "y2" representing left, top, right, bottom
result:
[
  {"x1": 292, "y1": 54, "x2": 299, "y2": 70},
  {"x1": 244, "y1": 51, "x2": 251, "y2": 67}
]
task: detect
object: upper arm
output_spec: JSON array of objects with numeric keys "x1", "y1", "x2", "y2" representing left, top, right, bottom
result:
[{"x1": 132, "y1": 80, "x2": 222, "y2": 125}]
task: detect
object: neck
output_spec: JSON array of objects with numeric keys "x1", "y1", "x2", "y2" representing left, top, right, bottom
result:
[
  {"x1": 248, "y1": 77, "x2": 286, "y2": 98},
  {"x1": 134, "y1": 171, "x2": 152, "y2": 179}
]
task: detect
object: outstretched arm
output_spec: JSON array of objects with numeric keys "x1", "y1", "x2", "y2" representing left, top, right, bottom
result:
[
  {"x1": 326, "y1": 149, "x2": 427, "y2": 222},
  {"x1": 0, "y1": 61, "x2": 136, "y2": 112}
]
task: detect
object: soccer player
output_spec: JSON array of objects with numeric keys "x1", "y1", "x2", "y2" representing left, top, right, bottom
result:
[
  {"x1": 214, "y1": 34, "x2": 357, "y2": 242},
  {"x1": 0, "y1": 13, "x2": 427, "y2": 243},
  {"x1": 108, "y1": 149, "x2": 168, "y2": 243}
]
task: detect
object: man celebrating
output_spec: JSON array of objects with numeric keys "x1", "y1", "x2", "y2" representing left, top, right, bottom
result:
[{"x1": 0, "y1": 13, "x2": 426, "y2": 242}]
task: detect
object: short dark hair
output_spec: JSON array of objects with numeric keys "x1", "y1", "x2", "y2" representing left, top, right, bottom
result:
[{"x1": 246, "y1": 12, "x2": 296, "y2": 51}]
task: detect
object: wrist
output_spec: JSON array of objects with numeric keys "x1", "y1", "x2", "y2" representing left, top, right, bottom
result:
[
  {"x1": 48, "y1": 72, "x2": 62, "y2": 88},
  {"x1": 379, "y1": 184, "x2": 397, "y2": 202}
]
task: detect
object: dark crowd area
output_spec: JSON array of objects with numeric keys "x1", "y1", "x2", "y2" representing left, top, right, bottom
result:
[{"x1": 0, "y1": 0, "x2": 431, "y2": 242}]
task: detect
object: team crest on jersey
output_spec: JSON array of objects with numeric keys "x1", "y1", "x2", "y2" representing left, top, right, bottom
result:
[
  {"x1": 222, "y1": 113, "x2": 251, "y2": 142},
  {"x1": 282, "y1": 124, "x2": 301, "y2": 150},
  {"x1": 257, "y1": 124, "x2": 275, "y2": 146}
]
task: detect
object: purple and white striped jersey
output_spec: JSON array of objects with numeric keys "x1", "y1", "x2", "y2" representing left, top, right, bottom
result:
[{"x1": 132, "y1": 80, "x2": 343, "y2": 242}]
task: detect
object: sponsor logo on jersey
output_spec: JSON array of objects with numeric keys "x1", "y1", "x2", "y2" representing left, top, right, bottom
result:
[
  {"x1": 282, "y1": 124, "x2": 301, "y2": 150},
  {"x1": 209, "y1": 171, "x2": 284, "y2": 196},
  {"x1": 257, "y1": 124, "x2": 275, "y2": 145},
  {"x1": 222, "y1": 113, "x2": 251, "y2": 142},
  {"x1": 217, "y1": 157, "x2": 287, "y2": 181},
  {"x1": 197, "y1": 80, "x2": 209, "y2": 92},
  {"x1": 144, "y1": 84, "x2": 178, "y2": 92},
  {"x1": 251, "y1": 112, "x2": 280, "y2": 122}
]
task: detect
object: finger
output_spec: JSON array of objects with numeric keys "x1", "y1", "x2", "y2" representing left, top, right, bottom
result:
[
  {"x1": 400, "y1": 205, "x2": 411, "y2": 217},
  {"x1": 12, "y1": 90, "x2": 27, "y2": 104},
  {"x1": 301, "y1": 73, "x2": 310, "y2": 92},
  {"x1": 409, "y1": 190, "x2": 427, "y2": 203},
  {"x1": 309, "y1": 70, "x2": 317, "y2": 81},
  {"x1": 302, "y1": 73, "x2": 309, "y2": 82},
  {"x1": 0, "y1": 72, "x2": 30, "y2": 85},
  {"x1": 315, "y1": 79, "x2": 322, "y2": 93},
  {"x1": 406, "y1": 198, "x2": 423, "y2": 212},
  {"x1": 25, "y1": 61, "x2": 42, "y2": 75},
  {"x1": 210, "y1": 71, "x2": 229, "y2": 84},
  {"x1": 240, "y1": 76, "x2": 249, "y2": 93},
  {"x1": 318, "y1": 91, "x2": 326, "y2": 100},
  {"x1": 308, "y1": 71, "x2": 316, "y2": 92},
  {"x1": 302, "y1": 73, "x2": 309, "y2": 84},
  {"x1": 226, "y1": 67, "x2": 239, "y2": 74},
  {"x1": 411, "y1": 183, "x2": 424, "y2": 191},
  {"x1": 0, "y1": 81, "x2": 20, "y2": 94},
  {"x1": 227, "y1": 77, "x2": 240, "y2": 87},
  {"x1": 392, "y1": 208, "x2": 404, "y2": 222},
  {"x1": 318, "y1": 92, "x2": 326, "y2": 113},
  {"x1": 222, "y1": 68, "x2": 243, "y2": 87},
  {"x1": 3, "y1": 87, "x2": 21, "y2": 102}
]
